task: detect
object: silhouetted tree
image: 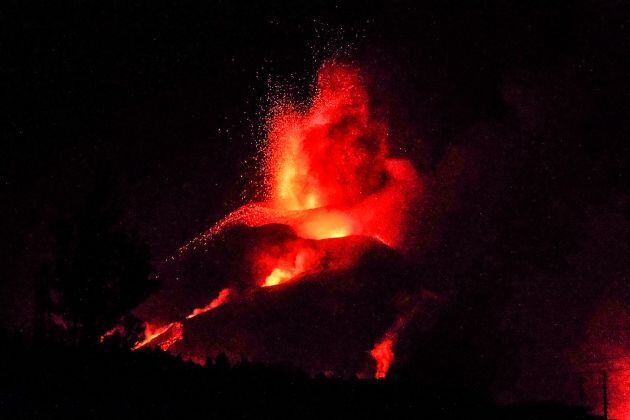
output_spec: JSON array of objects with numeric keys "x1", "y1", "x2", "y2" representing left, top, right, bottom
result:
[
  {"x1": 215, "y1": 352, "x2": 230, "y2": 372},
  {"x1": 43, "y1": 173, "x2": 157, "y2": 346}
]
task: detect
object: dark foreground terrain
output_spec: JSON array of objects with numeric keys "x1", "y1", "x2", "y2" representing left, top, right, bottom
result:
[{"x1": 0, "y1": 335, "x2": 599, "y2": 419}]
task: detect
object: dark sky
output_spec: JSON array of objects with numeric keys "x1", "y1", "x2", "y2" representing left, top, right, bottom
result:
[{"x1": 0, "y1": 0, "x2": 628, "y2": 404}]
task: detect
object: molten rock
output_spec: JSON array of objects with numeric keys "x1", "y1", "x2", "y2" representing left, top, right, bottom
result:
[{"x1": 130, "y1": 61, "x2": 429, "y2": 378}]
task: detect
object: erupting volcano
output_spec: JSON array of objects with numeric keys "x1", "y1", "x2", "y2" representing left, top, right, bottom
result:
[{"x1": 127, "y1": 61, "x2": 429, "y2": 378}]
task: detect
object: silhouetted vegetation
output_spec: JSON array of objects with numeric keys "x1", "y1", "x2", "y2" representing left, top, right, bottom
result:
[
  {"x1": 0, "y1": 333, "x2": 600, "y2": 419},
  {"x1": 35, "y1": 174, "x2": 157, "y2": 347}
]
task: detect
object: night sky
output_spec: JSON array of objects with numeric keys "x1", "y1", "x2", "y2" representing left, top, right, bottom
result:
[{"x1": 1, "y1": 0, "x2": 628, "y2": 411}]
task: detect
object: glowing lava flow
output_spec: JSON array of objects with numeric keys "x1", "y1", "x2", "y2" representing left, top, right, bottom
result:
[
  {"x1": 131, "y1": 289, "x2": 231, "y2": 351},
  {"x1": 132, "y1": 321, "x2": 183, "y2": 351},
  {"x1": 186, "y1": 288, "x2": 231, "y2": 319},
  {"x1": 371, "y1": 338, "x2": 395, "y2": 379},
  {"x1": 369, "y1": 292, "x2": 437, "y2": 379},
  {"x1": 371, "y1": 325, "x2": 402, "y2": 379}
]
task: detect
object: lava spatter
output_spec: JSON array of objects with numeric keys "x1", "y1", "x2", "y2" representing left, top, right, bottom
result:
[{"x1": 130, "y1": 61, "x2": 425, "y2": 378}]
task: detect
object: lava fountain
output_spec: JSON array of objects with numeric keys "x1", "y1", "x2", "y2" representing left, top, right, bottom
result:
[{"x1": 126, "y1": 61, "x2": 427, "y2": 378}]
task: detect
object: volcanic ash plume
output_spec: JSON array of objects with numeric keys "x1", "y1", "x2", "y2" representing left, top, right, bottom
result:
[{"x1": 128, "y1": 61, "x2": 431, "y2": 378}]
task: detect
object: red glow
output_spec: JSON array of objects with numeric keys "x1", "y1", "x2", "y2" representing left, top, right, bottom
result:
[
  {"x1": 100, "y1": 325, "x2": 125, "y2": 343},
  {"x1": 608, "y1": 358, "x2": 630, "y2": 420},
  {"x1": 263, "y1": 267, "x2": 294, "y2": 287},
  {"x1": 268, "y1": 64, "x2": 388, "y2": 212},
  {"x1": 186, "y1": 288, "x2": 231, "y2": 319},
  {"x1": 51, "y1": 313, "x2": 69, "y2": 331},
  {"x1": 156, "y1": 322, "x2": 184, "y2": 351},
  {"x1": 259, "y1": 245, "x2": 321, "y2": 287},
  {"x1": 578, "y1": 343, "x2": 630, "y2": 419},
  {"x1": 129, "y1": 61, "x2": 425, "y2": 376},
  {"x1": 133, "y1": 321, "x2": 183, "y2": 351},
  {"x1": 262, "y1": 62, "x2": 419, "y2": 250},
  {"x1": 368, "y1": 294, "x2": 433, "y2": 379},
  {"x1": 371, "y1": 338, "x2": 395, "y2": 379},
  {"x1": 177, "y1": 61, "x2": 422, "y2": 288}
]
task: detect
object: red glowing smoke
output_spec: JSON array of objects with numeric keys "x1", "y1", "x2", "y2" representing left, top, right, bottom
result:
[{"x1": 130, "y1": 61, "x2": 424, "y2": 379}]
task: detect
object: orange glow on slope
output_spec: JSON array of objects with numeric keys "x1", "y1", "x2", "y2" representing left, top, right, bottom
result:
[
  {"x1": 186, "y1": 288, "x2": 231, "y2": 319},
  {"x1": 371, "y1": 338, "x2": 395, "y2": 379},
  {"x1": 260, "y1": 247, "x2": 320, "y2": 287},
  {"x1": 132, "y1": 321, "x2": 183, "y2": 351},
  {"x1": 298, "y1": 210, "x2": 355, "y2": 240},
  {"x1": 156, "y1": 322, "x2": 184, "y2": 351},
  {"x1": 263, "y1": 268, "x2": 294, "y2": 287}
]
